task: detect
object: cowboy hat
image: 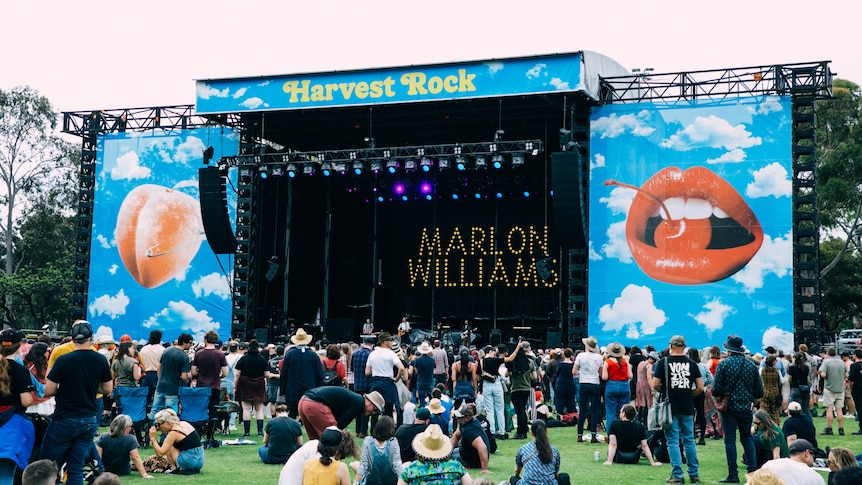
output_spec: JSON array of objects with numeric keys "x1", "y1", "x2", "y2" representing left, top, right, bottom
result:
[
  {"x1": 364, "y1": 391, "x2": 385, "y2": 413},
  {"x1": 607, "y1": 342, "x2": 625, "y2": 358},
  {"x1": 412, "y1": 424, "x2": 452, "y2": 460},
  {"x1": 416, "y1": 341, "x2": 433, "y2": 355},
  {"x1": 291, "y1": 329, "x2": 313, "y2": 345},
  {"x1": 377, "y1": 332, "x2": 394, "y2": 344},
  {"x1": 427, "y1": 398, "x2": 445, "y2": 415},
  {"x1": 582, "y1": 336, "x2": 598, "y2": 352}
]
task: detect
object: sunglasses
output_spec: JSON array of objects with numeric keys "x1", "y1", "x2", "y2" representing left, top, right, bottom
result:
[{"x1": 753, "y1": 420, "x2": 762, "y2": 425}]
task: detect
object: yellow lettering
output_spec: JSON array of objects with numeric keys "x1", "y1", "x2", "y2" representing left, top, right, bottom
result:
[
  {"x1": 354, "y1": 82, "x2": 369, "y2": 99},
  {"x1": 338, "y1": 82, "x2": 355, "y2": 100},
  {"x1": 324, "y1": 83, "x2": 340, "y2": 101},
  {"x1": 310, "y1": 84, "x2": 326, "y2": 102},
  {"x1": 444, "y1": 75, "x2": 458, "y2": 93},
  {"x1": 446, "y1": 228, "x2": 466, "y2": 255},
  {"x1": 383, "y1": 77, "x2": 396, "y2": 97},
  {"x1": 470, "y1": 227, "x2": 486, "y2": 256},
  {"x1": 400, "y1": 72, "x2": 428, "y2": 95},
  {"x1": 458, "y1": 69, "x2": 476, "y2": 92},
  {"x1": 418, "y1": 228, "x2": 442, "y2": 256},
  {"x1": 488, "y1": 257, "x2": 509, "y2": 285},
  {"x1": 530, "y1": 225, "x2": 549, "y2": 255},
  {"x1": 408, "y1": 258, "x2": 433, "y2": 287},
  {"x1": 508, "y1": 226, "x2": 526, "y2": 255},
  {"x1": 427, "y1": 76, "x2": 443, "y2": 94},
  {"x1": 369, "y1": 80, "x2": 383, "y2": 98},
  {"x1": 282, "y1": 80, "x2": 310, "y2": 103}
]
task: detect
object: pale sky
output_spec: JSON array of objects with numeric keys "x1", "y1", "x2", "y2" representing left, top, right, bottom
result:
[{"x1": 3, "y1": 0, "x2": 860, "y2": 118}]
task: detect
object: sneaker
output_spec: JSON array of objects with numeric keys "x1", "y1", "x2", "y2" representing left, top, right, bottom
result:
[
  {"x1": 590, "y1": 435, "x2": 599, "y2": 444},
  {"x1": 513, "y1": 434, "x2": 527, "y2": 440},
  {"x1": 666, "y1": 477, "x2": 684, "y2": 484},
  {"x1": 821, "y1": 428, "x2": 833, "y2": 435},
  {"x1": 496, "y1": 434, "x2": 508, "y2": 440},
  {"x1": 229, "y1": 425, "x2": 237, "y2": 431},
  {"x1": 718, "y1": 477, "x2": 740, "y2": 484},
  {"x1": 852, "y1": 430, "x2": 862, "y2": 435},
  {"x1": 689, "y1": 476, "x2": 701, "y2": 484},
  {"x1": 839, "y1": 428, "x2": 845, "y2": 436},
  {"x1": 577, "y1": 435, "x2": 583, "y2": 443},
  {"x1": 697, "y1": 437, "x2": 706, "y2": 446}
]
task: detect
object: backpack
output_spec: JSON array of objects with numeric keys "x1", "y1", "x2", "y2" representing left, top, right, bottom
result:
[{"x1": 322, "y1": 360, "x2": 340, "y2": 386}]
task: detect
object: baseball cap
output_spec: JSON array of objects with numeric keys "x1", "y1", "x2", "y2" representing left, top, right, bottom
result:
[
  {"x1": 787, "y1": 401, "x2": 803, "y2": 414},
  {"x1": 0, "y1": 329, "x2": 23, "y2": 346},
  {"x1": 70, "y1": 321, "x2": 93, "y2": 342},
  {"x1": 415, "y1": 407, "x2": 431, "y2": 420},
  {"x1": 669, "y1": 335, "x2": 686, "y2": 347},
  {"x1": 320, "y1": 427, "x2": 343, "y2": 447},
  {"x1": 788, "y1": 439, "x2": 816, "y2": 454}
]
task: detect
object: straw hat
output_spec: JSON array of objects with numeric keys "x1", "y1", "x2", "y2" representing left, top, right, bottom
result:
[
  {"x1": 582, "y1": 336, "x2": 598, "y2": 352},
  {"x1": 364, "y1": 391, "x2": 385, "y2": 413},
  {"x1": 607, "y1": 342, "x2": 625, "y2": 358},
  {"x1": 291, "y1": 329, "x2": 313, "y2": 345},
  {"x1": 412, "y1": 424, "x2": 452, "y2": 460},
  {"x1": 416, "y1": 341, "x2": 433, "y2": 355},
  {"x1": 427, "y1": 398, "x2": 445, "y2": 415}
]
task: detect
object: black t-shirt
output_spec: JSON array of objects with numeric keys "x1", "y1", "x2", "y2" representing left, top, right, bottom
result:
[
  {"x1": 848, "y1": 362, "x2": 862, "y2": 395},
  {"x1": 48, "y1": 349, "x2": 112, "y2": 420},
  {"x1": 413, "y1": 355, "x2": 435, "y2": 386},
  {"x1": 265, "y1": 415, "x2": 302, "y2": 457},
  {"x1": 236, "y1": 353, "x2": 268, "y2": 378},
  {"x1": 96, "y1": 433, "x2": 138, "y2": 475},
  {"x1": 788, "y1": 364, "x2": 810, "y2": 389},
  {"x1": 157, "y1": 347, "x2": 191, "y2": 395},
  {"x1": 608, "y1": 419, "x2": 646, "y2": 453},
  {"x1": 394, "y1": 422, "x2": 429, "y2": 461},
  {"x1": 303, "y1": 386, "x2": 366, "y2": 428},
  {"x1": 458, "y1": 418, "x2": 489, "y2": 469},
  {"x1": 482, "y1": 357, "x2": 504, "y2": 378},
  {"x1": 0, "y1": 359, "x2": 34, "y2": 410},
  {"x1": 782, "y1": 415, "x2": 818, "y2": 448},
  {"x1": 268, "y1": 356, "x2": 283, "y2": 385},
  {"x1": 653, "y1": 355, "x2": 701, "y2": 416}
]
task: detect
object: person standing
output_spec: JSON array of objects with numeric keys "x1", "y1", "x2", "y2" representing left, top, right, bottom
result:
[
  {"x1": 602, "y1": 341, "x2": 632, "y2": 426},
  {"x1": 40, "y1": 321, "x2": 113, "y2": 485},
  {"x1": 573, "y1": 336, "x2": 603, "y2": 443},
  {"x1": 397, "y1": 318, "x2": 411, "y2": 341},
  {"x1": 788, "y1": 352, "x2": 812, "y2": 419},
  {"x1": 190, "y1": 330, "x2": 227, "y2": 447},
  {"x1": 819, "y1": 347, "x2": 848, "y2": 436},
  {"x1": 0, "y1": 329, "x2": 35, "y2": 485},
  {"x1": 220, "y1": 341, "x2": 242, "y2": 430},
  {"x1": 712, "y1": 334, "x2": 763, "y2": 484},
  {"x1": 636, "y1": 352, "x2": 659, "y2": 425},
  {"x1": 298, "y1": 386, "x2": 384, "y2": 441},
  {"x1": 148, "y1": 333, "x2": 192, "y2": 420},
  {"x1": 652, "y1": 335, "x2": 702, "y2": 484},
  {"x1": 351, "y1": 337, "x2": 374, "y2": 438},
  {"x1": 848, "y1": 350, "x2": 862, "y2": 435},
  {"x1": 362, "y1": 319, "x2": 374, "y2": 336},
  {"x1": 431, "y1": 340, "x2": 449, "y2": 389},
  {"x1": 365, "y1": 332, "x2": 407, "y2": 427},
  {"x1": 235, "y1": 340, "x2": 270, "y2": 437},
  {"x1": 481, "y1": 345, "x2": 507, "y2": 440},
  {"x1": 138, "y1": 330, "x2": 164, "y2": 407},
  {"x1": 280, "y1": 329, "x2": 324, "y2": 418},
  {"x1": 412, "y1": 342, "x2": 436, "y2": 406}
]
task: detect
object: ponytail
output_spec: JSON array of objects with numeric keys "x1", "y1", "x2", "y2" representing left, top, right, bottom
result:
[{"x1": 531, "y1": 420, "x2": 553, "y2": 464}]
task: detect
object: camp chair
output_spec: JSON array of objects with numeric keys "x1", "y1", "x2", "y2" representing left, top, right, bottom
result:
[
  {"x1": 179, "y1": 386, "x2": 217, "y2": 447},
  {"x1": 115, "y1": 386, "x2": 149, "y2": 447}
]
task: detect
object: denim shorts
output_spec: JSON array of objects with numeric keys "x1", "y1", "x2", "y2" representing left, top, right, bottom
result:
[{"x1": 177, "y1": 446, "x2": 204, "y2": 471}]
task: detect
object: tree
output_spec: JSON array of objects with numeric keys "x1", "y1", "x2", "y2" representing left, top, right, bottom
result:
[{"x1": 0, "y1": 86, "x2": 70, "y2": 277}]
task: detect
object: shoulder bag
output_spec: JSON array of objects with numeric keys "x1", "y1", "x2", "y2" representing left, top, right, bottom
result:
[{"x1": 647, "y1": 357, "x2": 673, "y2": 431}]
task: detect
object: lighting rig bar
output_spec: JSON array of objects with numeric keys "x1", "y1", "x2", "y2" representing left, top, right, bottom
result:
[
  {"x1": 216, "y1": 140, "x2": 544, "y2": 169},
  {"x1": 599, "y1": 61, "x2": 832, "y2": 103},
  {"x1": 62, "y1": 105, "x2": 241, "y2": 136}
]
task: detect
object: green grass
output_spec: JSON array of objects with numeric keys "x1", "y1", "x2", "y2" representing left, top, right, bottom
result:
[{"x1": 115, "y1": 413, "x2": 855, "y2": 484}]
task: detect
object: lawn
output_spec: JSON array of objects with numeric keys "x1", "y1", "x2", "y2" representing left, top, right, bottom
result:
[{"x1": 115, "y1": 413, "x2": 852, "y2": 484}]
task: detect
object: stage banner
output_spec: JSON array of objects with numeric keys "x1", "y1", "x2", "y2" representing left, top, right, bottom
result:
[
  {"x1": 87, "y1": 127, "x2": 239, "y2": 344},
  {"x1": 196, "y1": 53, "x2": 582, "y2": 113},
  {"x1": 588, "y1": 96, "x2": 793, "y2": 353}
]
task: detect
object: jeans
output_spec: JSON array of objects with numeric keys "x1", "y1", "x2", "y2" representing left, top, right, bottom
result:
[
  {"x1": 483, "y1": 380, "x2": 506, "y2": 435},
  {"x1": 176, "y1": 446, "x2": 204, "y2": 471},
  {"x1": 415, "y1": 383, "x2": 434, "y2": 406},
  {"x1": 721, "y1": 410, "x2": 756, "y2": 478},
  {"x1": 39, "y1": 416, "x2": 99, "y2": 485},
  {"x1": 148, "y1": 392, "x2": 179, "y2": 421},
  {"x1": 511, "y1": 390, "x2": 530, "y2": 436},
  {"x1": 578, "y1": 383, "x2": 601, "y2": 435},
  {"x1": 790, "y1": 387, "x2": 812, "y2": 418},
  {"x1": 258, "y1": 446, "x2": 288, "y2": 464},
  {"x1": 0, "y1": 459, "x2": 16, "y2": 485},
  {"x1": 665, "y1": 413, "x2": 699, "y2": 479},
  {"x1": 604, "y1": 380, "x2": 630, "y2": 425}
]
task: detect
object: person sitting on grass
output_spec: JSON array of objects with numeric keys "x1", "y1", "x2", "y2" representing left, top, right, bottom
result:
[
  {"x1": 259, "y1": 404, "x2": 303, "y2": 465},
  {"x1": 278, "y1": 428, "x2": 357, "y2": 485},
  {"x1": 302, "y1": 427, "x2": 352, "y2": 485},
  {"x1": 352, "y1": 416, "x2": 403, "y2": 485},
  {"x1": 95, "y1": 414, "x2": 152, "y2": 479},
  {"x1": 752, "y1": 409, "x2": 788, "y2": 469},
  {"x1": 148, "y1": 408, "x2": 204, "y2": 474},
  {"x1": 603, "y1": 404, "x2": 662, "y2": 466},
  {"x1": 826, "y1": 447, "x2": 858, "y2": 485},
  {"x1": 398, "y1": 424, "x2": 472, "y2": 485},
  {"x1": 511, "y1": 420, "x2": 570, "y2": 485}
]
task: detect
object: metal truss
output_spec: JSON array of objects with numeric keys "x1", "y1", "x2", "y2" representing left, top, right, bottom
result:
[
  {"x1": 61, "y1": 105, "x2": 241, "y2": 136},
  {"x1": 599, "y1": 61, "x2": 833, "y2": 103}
]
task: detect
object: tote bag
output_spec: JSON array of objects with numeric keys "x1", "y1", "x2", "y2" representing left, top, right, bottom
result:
[{"x1": 647, "y1": 358, "x2": 673, "y2": 431}]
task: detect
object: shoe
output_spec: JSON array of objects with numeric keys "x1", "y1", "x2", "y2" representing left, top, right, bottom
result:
[
  {"x1": 513, "y1": 434, "x2": 527, "y2": 439},
  {"x1": 590, "y1": 435, "x2": 599, "y2": 444},
  {"x1": 577, "y1": 435, "x2": 583, "y2": 443},
  {"x1": 357, "y1": 432, "x2": 367, "y2": 439},
  {"x1": 496, "y1": 434, "x2": 508, "y2": 440},
  {"x1": 258, "y1": 433, "x2": 264, "y2": 437},
  {"x1": 852, "y1": 430, "x2": 862, "y2": 435},
  {"x1": 241, "y1": 433, "x2": 250, "y2": 438},
  {"x1": 839, "y1": 428, "x2": 845, "y2": 436},
  {"x1": 229, "y1": 424, "x2": 237, "y2": 431},
  {"x1": 697, "y1": 437, "x2": 706, "y2": 446},
  {"x1": 821, "y1": 428, "x2": 833, "y2": 435},
  {"x1": 689, "y1": 476, "x2": 700, "y2": 484},
  {"x1": 666, "y1": 477, "x2": 684, "y2": 484},
  {"x1": 718, "y1": 477, "x2": 740, "y2": 483}
]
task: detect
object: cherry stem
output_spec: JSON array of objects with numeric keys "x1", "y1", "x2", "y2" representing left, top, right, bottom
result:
[{"x1": 604, "y1": 179, "x2": 677, "y2": 224}]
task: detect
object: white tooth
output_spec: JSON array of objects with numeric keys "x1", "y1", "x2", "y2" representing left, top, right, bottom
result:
[
  {"x1": 713, "y1": 206, "x2": 729, "y2": 218},
  {"x1": 684, "y1": 198, "x2": 712, "y2": 220},
  {"x1": 662, "y1": 197, "x2": 685, "y2": 220},
  {"x1": 650, "y1": 206, "x2": 661, "y2": 218}
]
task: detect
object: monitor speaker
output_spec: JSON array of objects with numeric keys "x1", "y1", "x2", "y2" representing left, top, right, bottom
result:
[
  {"x1": 198, "y1": 166, "x2": 238, "y2": 254},
  {"x1": 490, "y1": 329, "x2": 502, "y2": 346},
  {"x1": 550, "y1": 151, "x2": 587, "y2": 249}
]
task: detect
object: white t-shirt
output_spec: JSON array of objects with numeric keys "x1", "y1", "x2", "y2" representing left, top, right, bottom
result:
[
  {"x1": 278, "y1": 440, "x2": 320, "y2": 485},
  {"x1": 575, "y1": 351, "x2": 603, "y2": 385},
  {"x1": 367, "y1": 347, "x2": 401, "y2": 377},
  {"x1": 761, "y1": 458, "x2": 826, "y2": 485}
]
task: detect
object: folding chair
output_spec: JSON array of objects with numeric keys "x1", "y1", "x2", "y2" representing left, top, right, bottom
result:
[
  {"x1": 179, "y1": 386, "x2": 216, "y2": 447},
  {"x1": 115, "y1": 386, "x2": 149, "y2": 447}
]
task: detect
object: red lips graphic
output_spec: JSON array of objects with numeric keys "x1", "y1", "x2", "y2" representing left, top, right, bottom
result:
[{"x1": 605, "y1": 166, "x2": 763, "y2": 285}]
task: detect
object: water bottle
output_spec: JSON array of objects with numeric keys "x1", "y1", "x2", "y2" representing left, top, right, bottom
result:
[{"x1": 594, "y1": 451, "x2": 600, "y2": 461}]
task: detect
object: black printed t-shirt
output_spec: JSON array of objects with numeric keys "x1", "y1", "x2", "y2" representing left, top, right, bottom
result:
[{"x1": 653, "y1": 355, "x2": 701, "y2": 416}]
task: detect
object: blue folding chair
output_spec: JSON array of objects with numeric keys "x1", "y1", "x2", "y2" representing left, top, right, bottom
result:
[
  {"x1": 115, "y1": 386, "x2": 149, "y2": 446},
  {"x1": 179, "y1": 386, "x2": 216, "y2": 447}
]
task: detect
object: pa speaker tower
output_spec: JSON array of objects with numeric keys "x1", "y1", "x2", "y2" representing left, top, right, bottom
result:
[
  {"x1": 198, "y1": 166, "x2": 238, "y2": 254},
  {"x1": 550, "y1": 151, "x2": 587, "y2": 249}
]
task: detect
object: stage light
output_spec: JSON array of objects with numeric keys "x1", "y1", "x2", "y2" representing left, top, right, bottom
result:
[
  {"x1": 420, "y1": 157, "x2": 433, "y2": 172},
  {"x1": 370, "y1": 159, "x2": 383, "y2": 173},
  {"x1": 401, "y1": 195, "x2": 408, "y2": 201},
  {"x1": 455, "y1": 156, "x2": 466, "y2": 171},
  {"x1": 474, "y1": 192, "x2": 482, "y2": 199},
  {"x1": 240, "y1": 169, "x2": 252, "y2": 183},
  {"x1": 202, "y1": 146, "x2": 214, "y2": 166},
  {"x1": 425, "y1": 194, "x2": 432, "y2": 201},
  {"x1": 404, "y1": 159, "x2": 417, "y2": 173},
  {"x1": 452, "y1": 193, "x2": 459, "y2": 200},
  {"x1": 321, "y1": 163, "x2": 332, "y2": 176},
  {"x1": 259, "y1": 166, "x2": 269, "y2": 179},
  {"x1": 302, "y1": 164, "x2": 316, "y2": 176},
  {"x1": 512, "y1": 153, "x2": 525, "y2": 168},
  {"x1": 491, "y1": 154, "x2": 504, "y2": 169},
  {"x1": 496, "y1": 191, "x2": 503, "y2": 198},
  {"x1": 438, "y1": 158, "x2": 450, "y2": 171},
  {"x1": 523, "y1": 190, "x2": 530, "y2": 198},
  {"x1": 420, "y1": 182, "x2": 432, "y2": 194},
  {"x1": 377, "y1": 195, "x2": 384, "y2": 203},
  {"x1": 386, "y1": 159, "x2": 399, "y2": 174},
  {"x1": 394, "y1": 183, "x2": 406, "y2": 195},
  {"x1": 272, "y1": 165, "x2": 285, "y2": 177},
  {"x1": 352, "y1": 161, "x2": 364, "y2": 175},
  {"x1": 475, "y1": 155, "x2": 487, "y2": 171},
  {"x1": 333, "y1": 161, "x2": 348, "y2": 174}
]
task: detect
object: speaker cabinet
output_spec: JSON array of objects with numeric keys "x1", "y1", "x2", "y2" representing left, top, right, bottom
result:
[
  {"x1": 550, "y1": 152, "x2": 587, "y2": 249},
  {"x1": 546, "y1": 331, "x2": 562, "y2": 349},
  {"x1": 198, "y1": 167, "x2": 238, "y2": 254}
]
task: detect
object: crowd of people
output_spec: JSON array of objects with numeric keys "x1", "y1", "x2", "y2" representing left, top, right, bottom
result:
[{"x1": 4, "y1": 320, "x2": 862, "y2": 484}]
